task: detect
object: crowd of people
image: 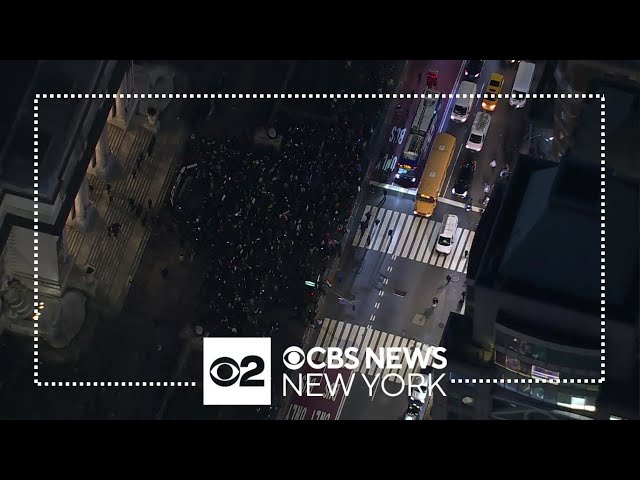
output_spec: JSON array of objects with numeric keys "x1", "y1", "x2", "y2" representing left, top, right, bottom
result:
[{"x1": 170, "y1": 61, "x2": 400, "y2": 337}]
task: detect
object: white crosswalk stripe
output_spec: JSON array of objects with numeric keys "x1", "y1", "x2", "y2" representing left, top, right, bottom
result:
[
  {"x1": 314, "y1": 319, "x2": 436, "y2": 384},
  {"x1": 353, "y1": 205, "x2": 475, "y2": 273}
]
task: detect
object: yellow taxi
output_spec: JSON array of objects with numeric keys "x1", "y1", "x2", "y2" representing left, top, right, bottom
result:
[{"x1": 482, "y1": 73, "x2": 504, "y2": 112}]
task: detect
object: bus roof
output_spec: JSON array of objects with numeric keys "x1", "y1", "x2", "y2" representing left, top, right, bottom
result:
[
  {"x1": 412, "y1": 91, "x2": 441, "y2": 134},
  {"x1": 417, "y1": 133, "x2": 456, "y2": 197}
]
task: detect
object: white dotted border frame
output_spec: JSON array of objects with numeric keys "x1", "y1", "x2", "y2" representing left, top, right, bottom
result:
[{"x1": 32, "y1": 92, "x2": 604, "y2": 388}]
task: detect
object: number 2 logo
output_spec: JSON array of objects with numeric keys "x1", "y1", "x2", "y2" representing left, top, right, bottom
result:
[{"x1": 209, "y1": 355, "x2": 265, "y2": 387}]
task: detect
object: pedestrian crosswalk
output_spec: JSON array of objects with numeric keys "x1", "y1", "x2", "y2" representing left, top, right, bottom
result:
[
  {"x1": 312, "y1": 318, "x2": 435, "y2": 384},
  {"x1": 352, "y1": 205, "x2": 475, "y2": 274}
]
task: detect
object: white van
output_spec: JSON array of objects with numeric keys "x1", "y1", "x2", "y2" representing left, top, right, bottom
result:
[
  {"x1": 450, "y1": 81, "x2": 477, "y2": 123},
  {"x1": 435, "y1": 214, "x2": 458, "y2": 254},
  {"x1": 465, "y1": 112, "x2": 491, "y2": 151},
  {"x1": 509, "y1": 61, "x2": 536, "y2": 108}
]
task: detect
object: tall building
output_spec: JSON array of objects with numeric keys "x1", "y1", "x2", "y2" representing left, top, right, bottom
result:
[
  {"x1": 0, "y1": 60, "x2": 134, "y2": 347},
  {"x1": 552, "y1": 59, "x2": 640, "y2": 173},
  {"x1": 433, "y1": 94, "x2": 639, "y2": 420}
]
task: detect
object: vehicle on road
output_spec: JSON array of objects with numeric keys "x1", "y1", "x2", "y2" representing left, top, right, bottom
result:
[
  {"x1": 403, "y1": 403, "x2": 421, "y2": 420},
  {"x1": 465, "y1": 112, "x2": 492, "y2": 152},
  {"x1": 452, "y1": 159, "x2": 476, "y2": 197},
  {"x1": 509, "y1": 61, "x2": 536, "y2": 109},
  {"x1": 450, "y1": 81, "x2": 477, "y2": 123},
  {"x1": 409, "y1": 373, "x2": 429, "y2": 405},
  {"x1": 395, "y1": 90, "x2": 442, "y2": 184},
  {"x1": 436, "y1": 214, "x2": 459, "y2": 254},
  {"x1": 464, "y1": 60, "x2": 484, "y2": 79},
  {"x1": 482, "y1": 73, "x2": 505, "y2": 112},
  {"x1": 426, "y1": 69, "x2": 438, "y2": 89},
  {"x1": 414, "y1": 133, "x2": 457, "y2": 217}
]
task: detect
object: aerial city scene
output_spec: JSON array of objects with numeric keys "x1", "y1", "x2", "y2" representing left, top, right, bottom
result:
[{"x1": 0, "y1": 59, "x2": 637, "y2": 421}]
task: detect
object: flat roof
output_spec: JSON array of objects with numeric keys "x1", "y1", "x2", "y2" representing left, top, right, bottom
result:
[
  {"x1": 474, "y1": 152, "x2": 638, "y2": 322},
  {"x1": 0, "y1": 60, "x2": 111, "y2": 197}
]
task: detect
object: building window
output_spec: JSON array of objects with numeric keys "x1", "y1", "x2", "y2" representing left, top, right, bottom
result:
[
  {"x1": 557, "y1": 392, "x2": 596, "y2": 412},
  {"x1": 531, "y1": 365, "x2": 560, "y2": 382}
]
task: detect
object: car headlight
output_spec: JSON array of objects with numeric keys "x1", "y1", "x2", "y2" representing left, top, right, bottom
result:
[
  {"x1": 395, "y1": 173, "x2": 400, "y2": 179},
  {"x1": 462, "y1": 191, "x2": 468, "y2": 198},
  {"x1": 413, "y1": 210, "x2": 418, "y2": 215},
  {"x1": 411, "y1": 177, "x2": 416, "y2": 183}
]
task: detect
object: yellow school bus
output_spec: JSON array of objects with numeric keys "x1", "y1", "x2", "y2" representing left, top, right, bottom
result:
[{"x1": 414, "y1": 133, "x2": 457, "y2": 217}]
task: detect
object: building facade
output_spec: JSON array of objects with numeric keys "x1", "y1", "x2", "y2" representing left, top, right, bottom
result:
[
  {"x1": 433, "y1": 93, "x2": 639, "y2": 420},
  {"x1": 0, "y1": 60, "x2": 134, "y2": 348}
]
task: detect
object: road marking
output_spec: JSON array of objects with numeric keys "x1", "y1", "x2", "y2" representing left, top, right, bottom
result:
[
  {"x1": 436, "y1": 196, "x2": 485, "y2": 213},
  {"x1": 370, "y1": 374, "x2": 381, "y2": 401},
  {"x1": 443, "y1": 227, "x2": 464, "y2": 270},
  {"x1": 369, "y1": 314, "x2": 375, "y2": 322},
  {"x1": 380, "y1": 210, "x2": 399, "y2": 252},
  {"x1": 416, "y1": 221, "x2": 436, "y2": 262},
  {"x1": 369, "y1": 180, "x2": 416, "y2": 196},
  {"x1": 382, "y1": 335, "x2": 403, "y2": 379},
  {"x1": 374, "y1": 302, "x2": 380, "y2": 309},
  {"x1": 337, "y1": 323, "x2": 353, "y2": 351},
  {"x1": 356, "y1": 205, "x2": 476, "y2": 272},
  {"x1": 335, "y1": 373, "x2": 351, "y2": 418},
  {"x1": 410, "y1": 218, "x2": 430, "y2": 260},
  {"x1": 378, "y1": 290, "x2": 384, "y2": 297},
  {"x1": 422, "y1": 222, "x2": 442, "y2": 264},
  {"x1": 361, "y1": 331, "x2": 384, "y2": 375},
  {"x1": 383, "y1": 278, "x2": 389, "y2": 285},
  {"x1": 387, "y1": 213, "x2": 407, "y2": 253},
  {"x1": 391, "y1": 254, "x2": 397, "y2": 260},
  {"x1": 396, "y1": 215, "x2": 417, "y2": 257},
  {"x1": 450, "y1": 229, "x2": 469, "y2": 268}
]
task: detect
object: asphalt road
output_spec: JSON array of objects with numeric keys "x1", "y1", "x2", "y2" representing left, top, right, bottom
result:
[
  {"x1": 441, "y1": 60, "x2": 539, "y2": 210},
  {"x1": 376, "y1": 60, "x2": 464, "y2": 185}
]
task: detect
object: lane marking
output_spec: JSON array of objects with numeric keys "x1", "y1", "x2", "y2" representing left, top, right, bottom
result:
[{"x1": 436, "y1": 196, "x2": 484, "y2": 213}]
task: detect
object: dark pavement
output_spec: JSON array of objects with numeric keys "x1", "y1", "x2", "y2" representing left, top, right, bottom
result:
[
  {"x1": 441, "y1": 60, "x2": 540, "y2": 210},
  {"x1": 374, "y1": 60, "x2": 465, "y2": 185}
]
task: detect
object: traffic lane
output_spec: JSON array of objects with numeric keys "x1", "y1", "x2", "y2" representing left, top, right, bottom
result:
[
  {"x1": 374, "y1": 259, "x2": 463, "y2": 344},
  {"x1": 380, "y1": 60, "x2": 464, "y2": 185},
  {"x1": 320, "y1": 247, "x2": 391, "y2": 329},
  {"x1": 440, "y1": 61, "x2": 511, "y2": 201},
  {"x1": 466, "y1": 103, "x2": 530, "y2": 207},
  {"x1": 283, "y1": 366, "x2": 352, "y2": 420},
  {"x1": 432, "y1": 201, "x2": 480, "y2": 232},
  {"x1": 440, "y1": 121, "x2": 471, "y2": 200},
  {"x1": 377, "y1": 60, "x2": 433, "y2": 184},
  {"x1": 337, "y1": 371, "x2": 410, "y2": 420}
]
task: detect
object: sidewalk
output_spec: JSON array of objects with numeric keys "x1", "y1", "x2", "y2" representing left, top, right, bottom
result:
[{"x1": 64, "y1": 101, "x2": 189, "y2": 316}]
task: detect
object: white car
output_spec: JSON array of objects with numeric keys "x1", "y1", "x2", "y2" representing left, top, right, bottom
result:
[
  {"x1": 409, "y1": 373, "x2": 429, "y2": 405},
  {"x1": 465, "y1": 112, "x2": 491, "y2": 152},
  {"x1": 435, "y1": 214, "x2": 458, "y2": 255}
]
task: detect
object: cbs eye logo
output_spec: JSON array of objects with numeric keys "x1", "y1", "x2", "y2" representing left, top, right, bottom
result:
[
  {"x1": 282, "y1": 346, "x2": 306, "y2": 370},
  {"x1": 209, "y1": 355, "x2": 265, "y2": 387}
]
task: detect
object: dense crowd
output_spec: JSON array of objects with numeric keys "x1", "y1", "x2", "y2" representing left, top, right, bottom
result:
[{"x1": 171, "y1": 61, "x2": 400, "y2": 337}]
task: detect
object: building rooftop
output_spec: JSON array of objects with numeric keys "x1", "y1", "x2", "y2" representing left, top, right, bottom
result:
[
  {"x1": 0, "y1": 60, "x2": 116, "y2": 199},
  {"x1": 472, "y1": 152, "x2": 637, "y2": 322},
  {"x1": 573, "y1": 82, "x2": 640, "y2": 182}
]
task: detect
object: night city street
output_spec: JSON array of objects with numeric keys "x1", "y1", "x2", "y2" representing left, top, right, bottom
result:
[{"x1": 0, "y1": 59, "x2": 638, "y2": 425}]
